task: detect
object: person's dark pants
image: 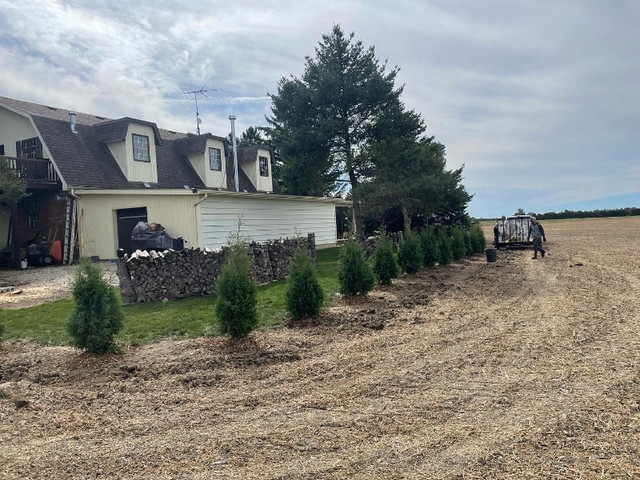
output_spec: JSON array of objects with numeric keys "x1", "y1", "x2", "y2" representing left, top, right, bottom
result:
[{"x1": 532, "y1": 237, "x2": 545, "y2": 258}]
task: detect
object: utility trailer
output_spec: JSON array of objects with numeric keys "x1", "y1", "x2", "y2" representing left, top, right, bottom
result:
[{"x1": 495, "y1": 215, "x2": 533, "y2": 248}]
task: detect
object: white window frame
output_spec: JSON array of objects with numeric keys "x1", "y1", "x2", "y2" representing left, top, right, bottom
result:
[
  {"x1": 209, "y1": 147, "x2": 222, "y2": 171},
  {"x1": 133, "y1": 134, "x2": 150, "y2": 162},
  {"x1": 259, "y1": 156, "x2": 269, "y2": 177}
]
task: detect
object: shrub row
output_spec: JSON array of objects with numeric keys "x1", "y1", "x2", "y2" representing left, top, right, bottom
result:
[{"x1": 64, "y1": 225, "x2": 487, "y2": 353}]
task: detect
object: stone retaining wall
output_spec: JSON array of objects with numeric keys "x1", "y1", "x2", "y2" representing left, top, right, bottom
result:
[{"x1": 116, "y1": 234, "x2": 316, "y2": 304}]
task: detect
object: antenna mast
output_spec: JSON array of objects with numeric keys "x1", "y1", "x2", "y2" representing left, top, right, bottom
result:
[{"x1": 180, "y1": 84, "x2": 220, "y2": 135}]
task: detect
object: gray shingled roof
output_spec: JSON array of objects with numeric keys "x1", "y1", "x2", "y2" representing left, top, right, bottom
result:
[{"x1": 0, "y1": 96, "x2": 266, "y2": 192}]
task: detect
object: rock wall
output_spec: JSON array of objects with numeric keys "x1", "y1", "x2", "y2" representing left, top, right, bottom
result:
[{"x1": 117, "y1": 234, "x2": 315, "y2": 304}]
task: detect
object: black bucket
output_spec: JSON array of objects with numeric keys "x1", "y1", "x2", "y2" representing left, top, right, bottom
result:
[{"x1": 485, "y1": 248, "x2": 497, "y2": 263}]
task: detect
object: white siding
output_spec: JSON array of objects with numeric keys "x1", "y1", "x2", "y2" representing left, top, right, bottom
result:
[{"x1": 200, "y1": 196, "x2": 337, "y2": 249}]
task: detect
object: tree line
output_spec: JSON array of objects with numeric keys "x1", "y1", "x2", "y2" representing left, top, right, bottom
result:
[{"x1": 531, "y1": 207, "x2": 640, "y2": 220}]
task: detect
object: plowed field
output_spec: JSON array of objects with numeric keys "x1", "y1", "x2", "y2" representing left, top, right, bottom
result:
[{"x1": 1, "y1": 217, "x2": 639, "y2": 479}]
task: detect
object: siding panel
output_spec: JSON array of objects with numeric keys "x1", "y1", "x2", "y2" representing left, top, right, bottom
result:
[{"x1": 200, "y1": 196, "x2": 337, "y2": 249}]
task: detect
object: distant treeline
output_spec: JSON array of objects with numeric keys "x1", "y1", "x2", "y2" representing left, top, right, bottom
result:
[{"x1": 531, "y1": 207, "x2": 640, "y2": 220}]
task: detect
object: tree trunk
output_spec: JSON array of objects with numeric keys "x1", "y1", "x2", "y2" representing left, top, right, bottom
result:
[{"x1": 402, "y1": 205, "x2": 411, "y2": 232}]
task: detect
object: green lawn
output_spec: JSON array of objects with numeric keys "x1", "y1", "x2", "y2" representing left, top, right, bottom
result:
[{"x1": 0, "y1": 247, "x2": 341, "y2": 346}]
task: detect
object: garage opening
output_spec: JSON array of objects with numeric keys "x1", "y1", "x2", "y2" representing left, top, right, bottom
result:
[{"x1": 117, "y1": 207, "x2": 147, "y2": 254}]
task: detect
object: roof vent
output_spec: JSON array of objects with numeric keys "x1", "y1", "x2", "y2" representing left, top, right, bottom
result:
[{"x1": 69, "y1": 111, "x2": 78, "y2": 134}]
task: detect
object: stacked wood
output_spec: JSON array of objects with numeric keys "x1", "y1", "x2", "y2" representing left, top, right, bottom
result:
[{"x1": 117, "y1": 234, "x2": 316, "y2": 304}]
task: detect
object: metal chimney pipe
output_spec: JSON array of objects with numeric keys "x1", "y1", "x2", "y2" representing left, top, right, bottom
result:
[
  {"x1": 69, "y1": 111, "x2": 77, "y2": 134},
  {"x1": 229, "y1": 115, "x2": 239, "y2": 192}
]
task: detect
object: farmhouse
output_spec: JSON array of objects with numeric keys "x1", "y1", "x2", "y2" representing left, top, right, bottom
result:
[{"x1": 0, "y1": 96, "x2": 350, "y2": 262}]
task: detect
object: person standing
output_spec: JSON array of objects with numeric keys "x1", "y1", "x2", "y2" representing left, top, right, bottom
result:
[
  {"x1": 528, "y1": 217, "x2": 547, "y2": 259},
  {"x1": 493, "y1": 222, "x2": 501, "y2": 248}
]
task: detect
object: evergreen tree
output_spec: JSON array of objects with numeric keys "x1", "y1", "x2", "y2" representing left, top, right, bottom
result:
[
  {"x1": 420, "y1": 227, "x2": 440, "y2": 267},
  {"x1": 268, "y1": 25, "x2": 425, "y2": 233},
  {"x1": 372, "y1": 234, "x2": 399, "y2": 285},
  {"x1": 469, "y1": 225, "x2": 487, "y2": 253},
  {"x1": 464, "y1": 229, "x2": 474, "y2": 256},
  {"x1": 450, "y1": 228, "x2": 467, "y2": 261},
  {"x1": 339, "y1": 239, "x2": 375, "y2": 296},
  {"x1": 438, "y1": 231, "x2": 453, "y2": 265},
  {"x1": 397, "y1": 230, "x2": 423, "y2": 274},
  {"x1": 67, "y1": 258, "x2": 123, "y2": 355},
  {"x1": 216, "y1": 241, "x2": 258, "y2": 338},
  {"x1": 286, "y1": 249, "x2": 324, "y2": 321}
]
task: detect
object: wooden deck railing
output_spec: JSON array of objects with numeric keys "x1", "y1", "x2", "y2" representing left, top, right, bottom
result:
[{"x1": 2, "y1": 155, "x2": 60, "y2": 185}]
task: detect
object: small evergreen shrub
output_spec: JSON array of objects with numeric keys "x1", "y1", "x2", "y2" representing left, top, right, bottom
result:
[
  {"x1": 469, "y1": 225, "x2": 487, "y2": 253},
  {"x1": 397, "y1": 230, "x2": 423, "y2": 274},
  {"x1": 286, "y1": 249, "x2": 324, "y2": 321},
  {"x1": 339, "y1": 239, "x2": 375, "y2": 296},
  {"x1": 372, "y1": 235, "x2": 399, "y2": 285},
  {"x1": 437, "y1": 232, "x2": 453, "y2": 265},
  {"x1": 67, "y1": 257, "x2": 124, "y2": 355},
  {"x1": 420, "y1": 228, "x2": 440, "y2": 267},
  {"x1": 216, "y1": 242, "x2": 257, "y2": 338},
  {"x1": 464, "y1": 230, "x2": 474, "y2": 256},
  {"x1": 451, "y1": 228, "x2": 467, "y2": 261}
]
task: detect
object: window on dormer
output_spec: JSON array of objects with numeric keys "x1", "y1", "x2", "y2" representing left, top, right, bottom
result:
[
  {"x1": 259, "y1": 156, "x2": 269, "y2": 177},
  {"x1": 209, "y1": 147, "x2": 222, "y2": 171},
  {"x1": 133, "y1": 134, "x2": 150, "y2": 162}
]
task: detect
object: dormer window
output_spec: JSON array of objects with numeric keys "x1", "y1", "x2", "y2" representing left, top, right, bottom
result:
[
  {"x1": 209, "y1": 147, "x2": 222, "y2": 171},
  {"x1": 259, "y1": 156, "x2": 269, "y2": 177},
  {"x1": 133, "y1": 134, "x2": 150, "y2": 162}
]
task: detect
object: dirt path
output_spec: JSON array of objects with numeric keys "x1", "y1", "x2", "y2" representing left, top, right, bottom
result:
[{"x1": 1, "y1": 217, "x2": 639, "y2": 479}]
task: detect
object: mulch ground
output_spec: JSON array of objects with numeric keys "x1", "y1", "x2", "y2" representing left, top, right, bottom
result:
[{"x1": 1, "y1": 217, "x2": 639, "y2": 479}]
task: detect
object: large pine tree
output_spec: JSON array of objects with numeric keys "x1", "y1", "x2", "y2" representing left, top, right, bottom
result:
[{"x1": 268, "y1": 25, "x2": 424, "y2": 235}]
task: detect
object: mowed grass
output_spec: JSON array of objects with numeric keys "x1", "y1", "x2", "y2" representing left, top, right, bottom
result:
[{"x1": 0, "y1": 247, "x2": 341, "y2": 346}]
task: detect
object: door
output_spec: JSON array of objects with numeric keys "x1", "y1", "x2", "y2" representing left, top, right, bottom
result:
[{"x1": 116, "y1": 207, "x2": 147, "y2": 254}]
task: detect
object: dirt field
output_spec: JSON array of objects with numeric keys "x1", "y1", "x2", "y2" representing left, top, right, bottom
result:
[{"x1": 1, "y1": 217, "x2": 639, "y2": 479}]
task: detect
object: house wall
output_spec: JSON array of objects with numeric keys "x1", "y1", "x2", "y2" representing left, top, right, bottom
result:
[
  {"x1": 106, "y1": 140, "x2": 128, "y2": 178},
  {"x1": 0, "y1": 107, "x2": 51, "y2": 158},
  {"x1": 76, "y1": 193, "x2": 200, "y2": 259},
  {"x1": 199, "y1": 195, "x2": 337, "y2": 250},
  {"x1": 187, "y1": 138, "x2": 227, "y2": 189}
]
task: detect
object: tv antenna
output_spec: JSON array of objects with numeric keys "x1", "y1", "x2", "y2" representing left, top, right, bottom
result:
[{"x1": 180, "y1": 84, "x2": 220, "y2": 135}]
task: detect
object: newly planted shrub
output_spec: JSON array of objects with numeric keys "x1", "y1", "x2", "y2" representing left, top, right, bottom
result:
[
  {"x1": 464, "y1": 230, "x2": 474, "y2": 256},
  {"x1": 420, "y1": 227, "x2": 439, "y2": 267},
  {"x1": 469, "y1": 225, "x2": 487, "y2": 253},
  {"x1": 438, "y1": 231, "x2": 453, "y2": 265},
  {"x1": 286, "y1": 249, "x2": 324, "y2": 321},
  {"x1": 372, "y1": 235, "x2": 399, "y2": 285},
  {"x1": 397, "y1": 230, "x2": 423, "y2": 274},
  {"x1": 216, "y1": 242, "x2": 257, "y2": 338},
  {"x1": 451, "y1": 228, "x2": 467, "y2": 261},
  {"x1": 67, "y1": 257, "x2": 124, "y2": 355},
  {"x1": 339, "y1": 239, "x2": 375, "y2": 296}
]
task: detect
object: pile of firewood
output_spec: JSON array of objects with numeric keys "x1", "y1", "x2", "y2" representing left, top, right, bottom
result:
[{"x1": 117, "y1": 234, "x2": 315, "y2": 304}]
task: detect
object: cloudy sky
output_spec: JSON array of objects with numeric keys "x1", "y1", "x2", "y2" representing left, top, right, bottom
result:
[{"x1": 1, "y1": 0, "x2": 638, "y2": 218}]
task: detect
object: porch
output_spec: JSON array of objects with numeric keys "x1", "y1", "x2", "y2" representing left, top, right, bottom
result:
[{"x1": 2, "y1": 155, "x2": 61, "y2": 189}]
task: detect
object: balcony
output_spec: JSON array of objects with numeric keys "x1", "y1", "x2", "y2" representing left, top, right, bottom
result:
[{"x1": 2, "y1": 155, "x2": 60, "y2": 189}]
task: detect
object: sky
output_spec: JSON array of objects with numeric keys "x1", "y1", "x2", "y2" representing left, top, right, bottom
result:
[{"x1": 1, "y1": 0, "x2": 638, "y2": 218}]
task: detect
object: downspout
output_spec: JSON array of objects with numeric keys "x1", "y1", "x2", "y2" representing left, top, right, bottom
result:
[
  {"x1": 69, "y1": 189, "x2": 80, "y2": 264},
  {"x1": 229, "y1": 116, "x2": 239, "y2": 192},
  {"x1": 193, "y1": 192, "x2": 210, "y2": 249}
]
